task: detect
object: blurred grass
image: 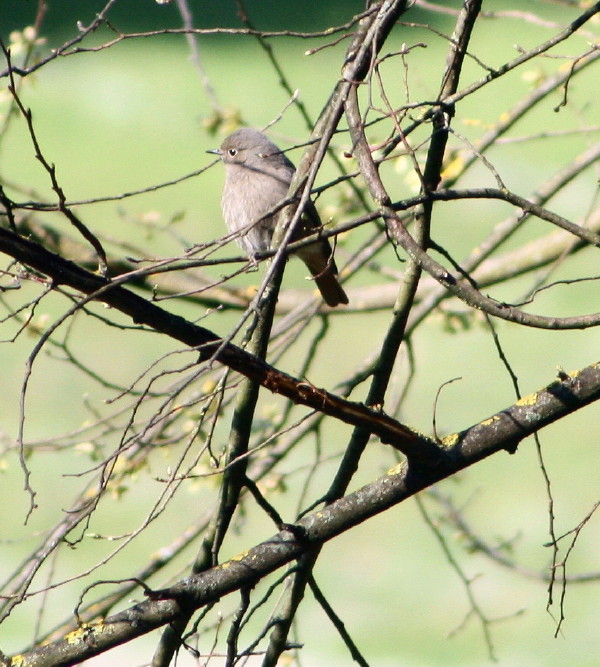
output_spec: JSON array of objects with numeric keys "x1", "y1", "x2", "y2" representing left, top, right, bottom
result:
[{"x1": 1, "y1": 17, "x2": 599, "y2": 666}]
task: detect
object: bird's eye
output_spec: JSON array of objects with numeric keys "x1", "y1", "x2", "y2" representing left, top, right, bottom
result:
[{"x1": 228, "y1": 148, "x2": 237, "y2": 157}]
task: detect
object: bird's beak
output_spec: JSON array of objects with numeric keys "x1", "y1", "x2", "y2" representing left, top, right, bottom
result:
[{"x1": 206, "y1": 148, "x2": 222, "y2": 156}]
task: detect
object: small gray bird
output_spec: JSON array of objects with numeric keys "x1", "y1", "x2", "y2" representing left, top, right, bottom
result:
[{"x1": 208, "y1": 128, "x2": 348, "y2": 307}]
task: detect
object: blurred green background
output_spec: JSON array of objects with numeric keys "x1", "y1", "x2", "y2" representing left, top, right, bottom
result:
[
  {"x1": 1, "y1": 0, "x2": 368, "y2": 38},
  {"x1": 1, "y1": 2, "x2": 599, "y2": 666}
]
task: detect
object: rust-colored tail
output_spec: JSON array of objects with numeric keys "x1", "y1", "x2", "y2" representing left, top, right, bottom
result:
[
  {"x1": 314, "y1": 268, "x2": 349, "y2": 307},
  {"x1": 294, "y1": 202, "x2": 348, "y2": 307},
  {"x1": 297, "y1": 242, "x2": 348, "y2": 307}
]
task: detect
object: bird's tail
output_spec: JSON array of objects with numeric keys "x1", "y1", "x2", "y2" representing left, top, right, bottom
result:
[{"x1": 297, "y1": 243, "x2": 348, "y2": 307}]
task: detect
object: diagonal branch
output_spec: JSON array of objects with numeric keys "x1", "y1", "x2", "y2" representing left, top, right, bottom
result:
[
  {"x1": 0, "y1": 225, "x2": 439, "y2": 462},
  {"x1": 9, "y1": 360, "x2": 600, "y2": 666}
]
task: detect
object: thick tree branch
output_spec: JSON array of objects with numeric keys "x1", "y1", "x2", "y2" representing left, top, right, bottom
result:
[
  {"x1": 0, "y1": 225, "x2": 440, "y2": 461},
  {"x1": 8, "y1": 360, "x2": 600, "y2": 666}
]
